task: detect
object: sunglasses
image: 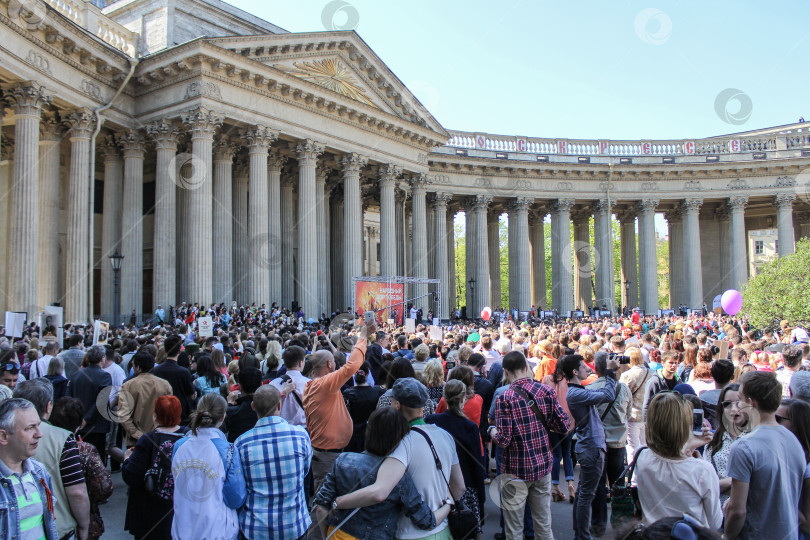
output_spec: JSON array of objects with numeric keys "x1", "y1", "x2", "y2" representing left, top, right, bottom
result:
[
  {"x1": 2, "y1": 363, "x2": 20, "y2": 374},
  {"x1": 721, "y1": 400, "x2": 741, "y2": 410}
]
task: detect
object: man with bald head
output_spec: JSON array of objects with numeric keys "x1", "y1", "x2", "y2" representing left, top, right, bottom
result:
[{"x1": 303, "y1": 320, "x2": 375, "y2": 495}]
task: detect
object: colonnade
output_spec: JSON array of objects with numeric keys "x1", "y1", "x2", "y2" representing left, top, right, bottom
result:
[{"x1": 1, "y1": 80, "x2": 805, "y2": 323}]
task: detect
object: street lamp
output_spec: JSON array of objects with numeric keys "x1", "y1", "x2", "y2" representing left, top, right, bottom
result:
[
  {"x1": 468, "y1": 278, "x2": 476, "y2": 314},
  {"x1": 109, "y1": 250, "x2": 124, "y2": 327}
]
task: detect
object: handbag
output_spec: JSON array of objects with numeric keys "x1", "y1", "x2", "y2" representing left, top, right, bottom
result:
[
  {"x1": 610, "y1": 446, "x2": 647, "y2": 527},
  {"x1": 411, "y1": 427, "x2": 478, "y2": 540}
]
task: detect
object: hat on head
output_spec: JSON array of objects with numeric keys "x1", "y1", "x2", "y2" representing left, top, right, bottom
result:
[
  {"x1": 185, "y1": 343, "x2": 200, "y2": 355},
  {"x1": 672, "y1": 383, "x2": 697, "y2": 396},
  {"x1": 391, "y1": 377, "x2": 429, "y2": 408}
]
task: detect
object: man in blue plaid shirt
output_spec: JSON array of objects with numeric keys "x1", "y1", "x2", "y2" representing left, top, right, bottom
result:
[{"x1": 235, "y1": 384, "x2": 312, "y2": 540}]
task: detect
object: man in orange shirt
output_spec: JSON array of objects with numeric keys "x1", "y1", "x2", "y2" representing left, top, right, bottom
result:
[{"x1": 303, "y1": 319, "x2": 374, "y2": 494}]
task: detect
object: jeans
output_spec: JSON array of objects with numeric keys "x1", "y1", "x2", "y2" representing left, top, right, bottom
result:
[
  {"x1": 495, "y1": 446, "x2": 534, "y2": 538},
  {"x1": 501, "y1": 474, "x2": 554, "y2": 540},
  {"x1": 549, "y1": 431, "x2": 575, "y2": 484},
  {"x1": 591, "y1": 447, "x2": 627, "y2": 534},
  {"x1": 626, "y1": 422, "x2": 646, "y2": 463},
  {"x1": 572, "y1": 447, "x2": 605, "y2": 540}
]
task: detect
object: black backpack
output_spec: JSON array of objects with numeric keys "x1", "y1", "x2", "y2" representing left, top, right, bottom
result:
[{"x1": 144, "y1": 433, "x2": 183, "y2": 500}]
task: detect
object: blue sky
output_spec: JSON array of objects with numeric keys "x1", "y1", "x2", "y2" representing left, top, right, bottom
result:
[{"x1": 226, "y1": 0, "x2": 810, "y2": 141}]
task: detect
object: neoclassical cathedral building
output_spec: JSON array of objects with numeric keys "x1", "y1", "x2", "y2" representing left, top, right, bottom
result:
[{"x1": 1, "y1": 0, "x2": 808, "y2": 324}]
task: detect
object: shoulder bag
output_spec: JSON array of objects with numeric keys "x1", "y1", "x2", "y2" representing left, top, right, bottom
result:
[{"x1": 411, "y1": 427, "x2": 478, "y2": 540}]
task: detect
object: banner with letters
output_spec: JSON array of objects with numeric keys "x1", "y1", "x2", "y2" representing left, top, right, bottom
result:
[{"x1": 355, "y1": 281, "x2": 405, "y2": 325}]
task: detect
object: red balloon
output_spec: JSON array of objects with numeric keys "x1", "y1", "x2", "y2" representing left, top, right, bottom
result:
[{"x1": 481, "y1": 309, "x2": 491, "y2": 321}]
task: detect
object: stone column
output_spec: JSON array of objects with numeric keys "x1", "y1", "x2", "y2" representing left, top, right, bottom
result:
[
  {"x1": 232, "y1": 163, "x2": 249, "y2": 305},
  {"x1": 465, "y1": 200, "x2": 476, "y2": 313},
  {"x1": 619, "y1": 211, "x2": 638, "y2": 309},
  {"x1": 182, "y1": 108, "x2": 221, "y2": 306},
  {"x1": 776, "y1": 193, "x2": 797, "y2": 257},
  {"x1": 447, "y1": 210, "x2": 456, "y2": 314},
  {"x1": 340, "y1": 152, "x2": 366, "y2": 311},
  {"x1": 280, "y1": 174, "x2": 295, "y2": 309},
  {"x1": 551, "y1": 199, "x2": 575, "y2": 314},
  {"x1": 118, "y1": 130, "x2": 145, "y2": 317},
  {"x1": 507, "y1": 208, "x2": 516, "y2": 309},
  {"x1": 637, "y1": 199, "x2": 658, "y2": 314},
  {"x1": 572, "y1": 209, "x2": 591, "y2": 311},
  {"x1": 410, "y1": 174, "x2": 430, "y2": 311},
  {"x1": 489, "y1": 209, "x2": 501, "y2": 308},
  {"x1": 316, "y1": 165, "x2": 332, "y2": 311},
  {"x1": 395, "y1": 189, "x2": 406, "y2": 277},
  {"x1": 268, "y1": 151, "x2": 286, "y2": 307},
  {"x1": 38, "y1": 112, "x2": 62, "y2": 310},
  {"x1": 433, "y1": 193, "x2": 452, "y2": 319},
  {"x1": 297, "y1": 140, "x2": 325, "y2": 317},
  {"x1": 530, "y1": 209, "x2": 547, "y2": 310},
  {"x1": 717, "y1": 208, "x2": 730, "y2": 293},
  {"x1": 665, "y1": 210, "x2": 684, "y2": 309},
  {"x1": 512, "y1": 197, "x2": 532, "y2": 312},
  {"x1": 426, "y1": 202, "x2": 435, "y2": 280},
  {"x1": 147, "y1": 119, "x2": 180, "y2": 310},
  {"x1": 212, "y1": 138, "x2": 238, "y2": 304},
  {"x1": 330, "y1": 188, "x2": 345, "y2": 309},
  {"x1": 681, "y1": 198, "x2": 704, "y2": 309},
  {"x1": 378, "y1": 165, "x2": 401, "y2": 277},
  {"x1": 594, "y1": 200, "x2": 615, "y2": 311},
  {"x1": 474, "y1": 195, "x2": 492, "y2": 314},
  {"x1": 243, "y1": 127, "x2": 277, "y2": 306},
  {"x1": 98, "y1": 138, "x2": 122, "y2": 319},
  {"x1": 3, "y1": 82, "x2": 50, "y2": 316},
  {"x1": 64, "y1": 109, "x2": 94, "y2": 324}
]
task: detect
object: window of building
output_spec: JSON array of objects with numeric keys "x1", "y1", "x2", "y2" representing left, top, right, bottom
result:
[{"x1": 755, "y1": 241, "x2": 764, "y2": 255}]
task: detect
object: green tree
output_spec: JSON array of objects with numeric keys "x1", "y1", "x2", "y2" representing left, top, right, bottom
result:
[{"x1": 741, "y1": 237, "x2": 810, "y2": 329}]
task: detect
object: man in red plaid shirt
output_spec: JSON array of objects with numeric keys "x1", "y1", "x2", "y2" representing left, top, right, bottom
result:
[{"x1": 489, "y1": 350, "x2": 572, "y2": 540}]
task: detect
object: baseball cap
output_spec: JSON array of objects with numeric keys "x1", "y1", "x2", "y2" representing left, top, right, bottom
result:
[{"x1": 391, "y1": 377, "x2": 429, "y2": 408}]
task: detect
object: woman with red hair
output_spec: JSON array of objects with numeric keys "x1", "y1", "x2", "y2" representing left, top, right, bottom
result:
[{"x1": 122, "y1": 395, "x2": 189, "y2": 539}]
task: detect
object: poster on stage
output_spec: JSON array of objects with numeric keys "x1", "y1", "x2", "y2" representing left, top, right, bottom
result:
[
  {"x1": 355, "y1": 281, "x2": 405, "y2": 325},
  {"x1": 429, "y1": 325, "x2": 443, "y2": 341},
  {"x1": 405, "y1": 318, "x2": 416, "y2": 333},
  {"x1": 198, "y1": 316, "x2": 214, "y2": 338},
  {"x1": 93, "y1": 320, "x2": 110, "y2": 345}
]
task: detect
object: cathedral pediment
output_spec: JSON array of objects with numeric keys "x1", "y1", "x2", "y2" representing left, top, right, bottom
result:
[{"x1": 205, "y1": 32, "x2": 447, "y2": 137}]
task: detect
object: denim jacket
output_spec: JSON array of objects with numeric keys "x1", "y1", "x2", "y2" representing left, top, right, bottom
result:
[
  {"x1": 313, "y1": 451, "x2": 436, "y2": 540},
  {"x1": 0, "y1": 458, "x2": 59, "y2": 540}
]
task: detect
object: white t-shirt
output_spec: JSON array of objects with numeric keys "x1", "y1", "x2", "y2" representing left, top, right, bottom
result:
[
  {"x1": 31, "y1": 355, "x2": 63, "y2": 378},
  {"x1": 389, "y1": 424, "x2": 458, "y2": 539},
  {"x1": 689, "y1": 379, "x2": 716, "y2": 396},
  {"x1": 103, "y1": 362, "x2": 127, "y2": 401},
  {"x1": 635, "y1": 450, "x2": 722, "y2": 529},
  {"x1": 791, "y1": 327, "x2": 809, "y2": 343}
]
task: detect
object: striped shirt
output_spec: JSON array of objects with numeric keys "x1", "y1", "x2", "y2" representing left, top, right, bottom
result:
[
  {"x1": 1, "y1": 464, "x2": 47, "y2": 540},
  {"x1": 234, "y1": 416, "x2": 312, "y2": 540},
  {"x1": 60, "y1": 436, "x2": 85, "y2": 487}
]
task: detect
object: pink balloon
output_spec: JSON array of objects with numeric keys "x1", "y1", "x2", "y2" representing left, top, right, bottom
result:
[
  {"x1": 484, "y1": 306, "x2": 492, "y2": 315},
  {"x1": 721, "y1": 289, "x2": 743, "y2": 315},
  {"x1": 481, "y1": 309, "x2": 491, "y2": 321}
]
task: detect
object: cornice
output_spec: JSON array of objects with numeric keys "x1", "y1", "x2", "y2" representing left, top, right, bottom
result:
[{"x1": 0, "y1": 1, "x2": 129, "y2": 85}]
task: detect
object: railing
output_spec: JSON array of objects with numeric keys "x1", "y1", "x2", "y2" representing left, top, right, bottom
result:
[
  {"x1": 443, "y1": 123, "x2": 809, "y2": 158},
  {"x1": 43, "y1": 0, "x2": 138, "y2": 56}
]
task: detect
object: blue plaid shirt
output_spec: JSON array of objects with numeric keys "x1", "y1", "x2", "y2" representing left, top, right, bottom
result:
[{"x1": 234, "y1": 415, "x2": 313, "y2": 540}]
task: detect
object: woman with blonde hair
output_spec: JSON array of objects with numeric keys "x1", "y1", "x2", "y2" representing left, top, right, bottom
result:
[
  {"x1": 635, "y1": 392, "x2": 720, "y2": 528},
  {"x1": 620, "y1": 346, "x2": 652, "y2": 461},
  {"x1": 422, "y1": 358, "x2": 446, "y2": 402},
  {"x1": 171, "y1": 393, "x2": 245, "y2": 539},
  {"x1": 532, "y1": 339, "x2": 557, "y2": 382}
]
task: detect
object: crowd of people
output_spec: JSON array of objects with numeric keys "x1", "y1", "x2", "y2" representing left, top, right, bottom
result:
[{"x1": 0, "y1": 303, "x2": 809, "y2": 540}]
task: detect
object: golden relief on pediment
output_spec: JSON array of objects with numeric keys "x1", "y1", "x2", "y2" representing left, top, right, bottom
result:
[{"x1": 274, "y1": 58, "x2": 378, "y2": 109}]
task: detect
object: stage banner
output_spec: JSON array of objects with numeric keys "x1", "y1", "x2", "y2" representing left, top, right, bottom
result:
[{"x1": 355, "y1": 281, "x2": 405, "y2": 325}]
